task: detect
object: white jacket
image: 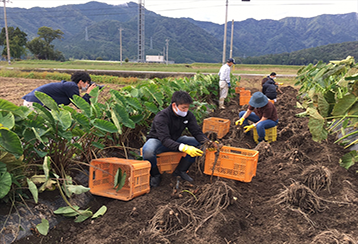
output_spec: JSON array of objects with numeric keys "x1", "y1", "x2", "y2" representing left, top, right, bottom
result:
[{"x1": 218, "y1": 64, "x2": 231, "y2": 83}]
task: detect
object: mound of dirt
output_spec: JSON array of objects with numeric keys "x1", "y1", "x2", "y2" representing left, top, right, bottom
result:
[{"x1": 12, "y1": 86, "x2": 358, "y2": 244}]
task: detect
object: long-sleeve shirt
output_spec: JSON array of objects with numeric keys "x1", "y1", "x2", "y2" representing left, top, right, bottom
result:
[
  {"x1": 22, "y1": 80, "x2": 90, "y2": 105},
  {"x1": 218, "y1": 64, "x2": 231, "y2": 83},
  {"x1": 147, "y1": 104, "x2": 208, "y2": 151}
]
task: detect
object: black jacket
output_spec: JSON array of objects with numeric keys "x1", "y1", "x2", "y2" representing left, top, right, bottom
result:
[
  {"x1": 262, "y1": 78, "x2": 277, "y2": 100},
  {"x1": 147, "y1": 104, "x2": 207, "y2": 151}
]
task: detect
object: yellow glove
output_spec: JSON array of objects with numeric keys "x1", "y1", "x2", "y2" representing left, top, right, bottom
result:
[
  {"x1": 235, "y1": 117, "x2": 245, "y2": 126},
  {"x1": 182, "y1": 145, "x2": 203, "y2": 157},
  {"x1": 278, "y1": 83, "x2": 284, "y2": 85},
  {"x1": 244, "y1": 124, "x2": 255, "y2": 133}
]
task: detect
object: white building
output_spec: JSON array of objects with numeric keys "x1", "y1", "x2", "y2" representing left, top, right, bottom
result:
[{"x1": 146, "y1": 55, "x2": 164, "y2": 63}]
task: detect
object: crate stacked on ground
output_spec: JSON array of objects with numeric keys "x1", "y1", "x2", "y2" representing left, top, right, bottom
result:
[
  {"x1": 202, "y1": 117, "x2": 231, "y2": 139},
  {"x1": 89, "y1": 158, "x2": 151, "y2": 201},
  {"x1": 253, "y1": 126, "x2": 277, "y2": 144},
  {"x1": 239, "y1": 90, "x2": 251, "y2": 105},
  {"x1": 235, "y1": 87, "x2": 245, "y2": 94},
  {"x1": 204, "y1": 146, "x2": 259, "y2": 182}
]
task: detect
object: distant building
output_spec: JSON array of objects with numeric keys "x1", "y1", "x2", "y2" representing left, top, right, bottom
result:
[{"x1": 146, "y1": 55, "x2": 164, "y2": 63}]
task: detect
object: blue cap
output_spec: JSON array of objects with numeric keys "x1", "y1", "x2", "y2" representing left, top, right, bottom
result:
[
  {"x1": 227, "y1": 58, "x2": 236, "y2": 64},
  {"x1": 249, "y1": 92, "x2": 269, "y2": 108}
]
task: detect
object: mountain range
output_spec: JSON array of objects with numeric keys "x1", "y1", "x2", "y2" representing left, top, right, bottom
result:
[{"x1": 0, "y1": 1, "x2": 357, "y2": 63}]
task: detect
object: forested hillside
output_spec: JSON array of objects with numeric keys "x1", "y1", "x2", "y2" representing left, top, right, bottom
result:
[
  {"x1": 237, "y1": 41, "x2": 358, "y2": 65},
  {"x1": 0, "y1": 1, "x2": 357, "y2": 63}
]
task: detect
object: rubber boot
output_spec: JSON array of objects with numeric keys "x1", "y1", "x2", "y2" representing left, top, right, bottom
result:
[
  {"x1": 219, "y1": 98, "x2": 225, "y2": 109},
  {"x1": 172, "y1": 158, "x2": 194, "y2": 182},
  {"x1": 150, "y1": 166, "x2": 161, "y2": 187}
]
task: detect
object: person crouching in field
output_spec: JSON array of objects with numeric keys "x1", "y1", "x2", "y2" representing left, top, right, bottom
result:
[
  {"x1": 142, "y1": 91, "x2": 213, "y2": 187},
  {"x1": 235, "y1": 92, "x2": 278, "y2": 143},
  {"x1": 22, "y1": 71, "x2": 96, "y2": 108}
]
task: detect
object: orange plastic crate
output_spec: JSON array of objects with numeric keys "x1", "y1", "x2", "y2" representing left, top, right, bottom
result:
[
  {"x1": 89, "y1": 158, "x2": 150, "y2": 201},
  {"x1": 139, "y1": 149, "x2": 186, "y2": 174},
  {"x1": 156, "y1": 152, "x2": 186, "y2": 174},
  {"x1": 235, "y1": 87, "x2": 245, "y2": 94},
  {"x1": 202, "y1": 117, "x2": 231, "y2": 139},
  {"x1": 240, "y1": 90, "x2": 251, "y2": 96},
  {"x1": 239, "y1": 95, "x2": 251, "y2": 105},
  {"x1": 204, "y1": 146, "x2": 259, "y2": 182}
]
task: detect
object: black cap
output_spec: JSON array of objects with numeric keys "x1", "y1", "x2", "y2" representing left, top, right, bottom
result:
[{"x1": 227, "y1": 58, "x2": 236, "y2": 64}]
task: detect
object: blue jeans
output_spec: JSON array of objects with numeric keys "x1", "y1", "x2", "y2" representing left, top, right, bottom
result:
[
  {"x1": 142, "y1": 136, "x2": 200, "y2": 176},
  {"x1": 239, "y1": 111, "x2": 278, "y2": 142}
]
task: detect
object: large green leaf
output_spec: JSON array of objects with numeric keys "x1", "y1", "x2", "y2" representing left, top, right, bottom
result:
[
  {"x1": 0, "y1": 128, "x2": 23, "y2": 158},
  {"x1": 92, "y1": 119, "x2": 118, "y2": 133},
  {"x1": 110, "y1": 89, "x2": 126, "y2": 106},
  {"x1": 317, "y1": 94, "x2": 330, "y2": 118},
  {"x1": 33, "y1": 102, "x2": 54, "y2": 124},
  {"x1": 75, "y1": 210, "x2": 92, "y2": 223},
  {"x1": 89, "y1": 86, "x2": 100, "y2": 104},
  {"x1": 0, "y1": 111, "x2": 15, "y2": 129},
  {"x1": 142, "y1": 86, "x2": 164, "y2": 106},
  {"x1": 130, "y1": 114, "x2": 144, "y2": 124},
  {"x1": 332, "y1": 94, "x2": 357, "y2": 116},
  {"x1": 113, "y1": 104, "x2": 135, "y2": 129},
  {"x1": 51, "y1": 110, "x2": 72, "y2": 130},
  {"x1": 35, "y1": 91, "x2": 59, "y2": 112},
  {"x1": 144, "y1": 102, "x2": 158, "y2": 113},
  {"x1": 71, "y1": 95, "x2": 91, "y2": 118},
  {"x1": 73, "y1": 113, "x2": 90, "y2": 128},
  {"x1": 0, "y1": 162, "x2": 11, "y2": 199},
  {"x1": 110, "y1": 108, "x2": 122, "y2": 134},
  {"x1": 307, "y1": 107, "x2": 328, "y2": 142},
  {"x1": 0, "y1": 98, "x2": 20, "y2": 112},
  {"x1": 126, "y1": 97, "x2": 143, "y2": 110}
]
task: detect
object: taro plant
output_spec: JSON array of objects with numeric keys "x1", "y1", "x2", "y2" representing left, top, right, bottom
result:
[{"x1": 295, "y1": 56, "x2": 358, "y2": 169}]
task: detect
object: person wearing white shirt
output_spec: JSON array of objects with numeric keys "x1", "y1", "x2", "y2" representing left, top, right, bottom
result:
[{"x1": 218, "y1": 58, "x2": 235, "y2": 109}]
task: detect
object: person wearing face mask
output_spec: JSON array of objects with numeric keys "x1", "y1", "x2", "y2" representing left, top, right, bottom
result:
[
  {"x1": 142, "y1": 91, "x2": 212, "y2": 187},
  {"x1": 22, "y1": 71, "x2": 96, "y2": 108},
  {"x1": 262, "y1": 72, "x2": 283, "y2": 101}
]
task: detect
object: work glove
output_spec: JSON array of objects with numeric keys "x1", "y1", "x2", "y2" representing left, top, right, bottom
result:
[
  {"x1": 235, "y1": 117, "x2": 245, "y2": 126},
  {"x1": 227, "y1": 82, "x2": 231, "y2": 88},
  {"x1": 207, "y1": 140, "x2": 219, "y2": 151},
  {"x1": 244, "y1": 124, "x2": 255, "y2": 133},
  {"x1": 181, "y1": 144, "x2": 203, "y2": 157},
  {"x1": 278, "y1": 83, "x2": 284, "y2": 85}
]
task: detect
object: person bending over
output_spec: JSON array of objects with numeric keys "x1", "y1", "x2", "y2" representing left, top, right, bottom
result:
[{"x1": 22, "y1": 71, "x2": 96, "y2": 107}]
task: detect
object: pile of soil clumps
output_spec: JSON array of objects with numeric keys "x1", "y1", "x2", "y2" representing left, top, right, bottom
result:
[{"x1": 13, "y1": 86, "x2": 358, "y2": 244}]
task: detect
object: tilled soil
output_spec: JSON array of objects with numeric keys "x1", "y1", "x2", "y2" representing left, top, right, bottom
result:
[{"x1": 4, "y1": 79, "x2": 358, "y2": 244}]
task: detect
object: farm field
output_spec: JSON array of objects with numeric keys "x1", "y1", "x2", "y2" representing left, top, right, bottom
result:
[
  {"x1": 0, "y1": 60, "x2": 302, "y2": 75},
  {"x1": 3, "y1": 76, "x2": 358, "y2": 244}
]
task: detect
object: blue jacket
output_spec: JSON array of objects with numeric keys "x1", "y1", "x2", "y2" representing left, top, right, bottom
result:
[
  {"x1": 262, "y1": 78, "x2": 277, "y2": 100},
  {"x1": 22, "y1": 80, "x2": 90, "y2": 105}
]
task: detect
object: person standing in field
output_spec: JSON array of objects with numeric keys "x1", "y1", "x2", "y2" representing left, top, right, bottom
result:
[
  {"x1": 218, "y1": 58, "x2": 236, "y2": 109},
  {"x1": 22, "y1": 71, "x2": 97, "y2": 108},
  {"x1": 142, "y1": 91, "x2": 216, "y2": 187},
  {"x1": 235, "y1": 91, "x2": 278, "y2": 143}
]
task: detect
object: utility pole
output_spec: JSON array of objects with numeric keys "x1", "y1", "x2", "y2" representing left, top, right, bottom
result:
[
  {"x1": 222, "y1": 0, "x2": 228, "y2": 64},
  {"x1": 165, "y1": 39, "x2": 169, "y2": 65},
  {"x1": 230, "y1": 19, "x2": 234, "y2": 58},
  {"x1": 163, "y1": 46, "x2": 165, "y2": 63},
  {"x1": 138, "y1": 0, "x2": 145, "y2": 62},
  {"x1": 3, "y1": 0, "x2": 11, "y2": 64},
  {"x1": 119, "y1": 27, "x2": 123, "y2": 65}
]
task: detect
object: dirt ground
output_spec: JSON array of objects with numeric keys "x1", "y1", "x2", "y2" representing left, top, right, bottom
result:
[{"x1": 3, "y1": 77, "x2": 358, "y2": 244}]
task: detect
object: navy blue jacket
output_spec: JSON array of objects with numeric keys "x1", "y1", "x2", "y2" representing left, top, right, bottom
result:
[
  {"x1": 147, "y1": 104, "x2": 208, "y2": 151},
  {"x1": 262, "y1": 78, "x2": 277, "y2": 100},
  {"x1": 22, "y1": 80, "x2": 90, "y2": 105}
]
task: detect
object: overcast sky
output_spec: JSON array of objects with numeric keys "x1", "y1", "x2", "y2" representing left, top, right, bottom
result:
[{"x1": 4, "y1": 0, "x2": 358, "y2": 24}]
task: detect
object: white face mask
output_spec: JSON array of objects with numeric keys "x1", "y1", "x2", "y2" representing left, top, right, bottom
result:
[
  {"x1": 174, "y1": 103, "x2": 188, "y2": 117},
  {"x1": 81, "y1": 84, "x2": 89, "y2": 92}
]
